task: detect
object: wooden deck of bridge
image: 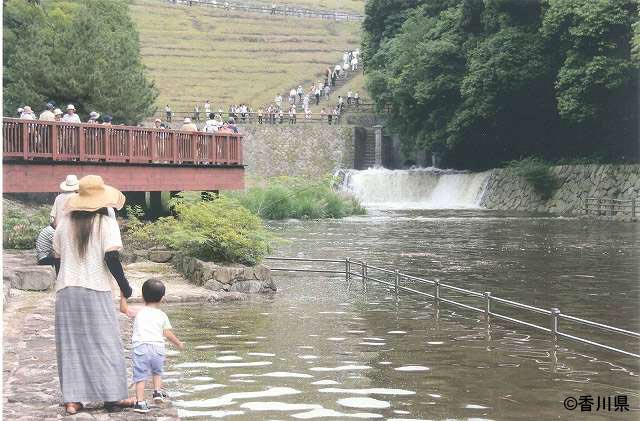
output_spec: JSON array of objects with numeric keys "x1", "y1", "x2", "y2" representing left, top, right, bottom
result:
[{"x1": 2, "y1": 118, "x2": 245, "y2": 193}]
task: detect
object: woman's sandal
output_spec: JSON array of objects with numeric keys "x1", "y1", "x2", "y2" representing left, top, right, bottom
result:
[{"x1": 64, "y1": 402, "x2": 83, "y2": 415}]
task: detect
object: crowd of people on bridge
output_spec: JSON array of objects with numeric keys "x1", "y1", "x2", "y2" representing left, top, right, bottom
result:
[{"x1": 16, "y1": 102, "x2": 115, "y2": 125}]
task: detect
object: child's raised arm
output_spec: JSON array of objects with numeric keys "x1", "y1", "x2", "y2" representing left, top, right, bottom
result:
[{"x1": 164, "y1": 329, "x2": 185, "y2": 350}]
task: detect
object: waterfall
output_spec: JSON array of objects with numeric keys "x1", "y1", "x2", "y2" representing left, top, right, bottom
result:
[{"x1": 341, "y1": 168, "x2": 492, "y2": 209}]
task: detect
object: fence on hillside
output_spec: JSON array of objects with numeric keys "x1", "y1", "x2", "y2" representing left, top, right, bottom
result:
[{"x1": 169, "y1": 0, "x2": 364, "y2": 21}]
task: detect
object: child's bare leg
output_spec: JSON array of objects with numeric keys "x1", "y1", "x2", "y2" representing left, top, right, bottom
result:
[
  {"x1": 152, "y1": 374, "x2": 162, "y2": 391},
  {"x1": 135, "y1": 381, "x2": 146, "y2": 402}
]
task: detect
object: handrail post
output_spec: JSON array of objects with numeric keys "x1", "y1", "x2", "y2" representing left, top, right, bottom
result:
[
  {"x1": 551, "y1": 308, "x2": 560, "y2": 342},
  {"x1": 22, "y1": 121, "x2": 29, "y2": 159},
  {"x1": 394, "y1": 269, "x2": 400, "y2": 298},
  {"x1": 51, "y1": 123, "x2": 59, "y2": 160},
  {"x1": 151, "y1": 131, "x2": 158, "y2": 163},
  {"x1": 345, "y1": 258, "x2": 350, "y2": 282},
  {"x1": 632, "y1": 198, "x2": 636, "y2": 218},
  {"x1": 361, "y1": 261, "x2": 367, "y2": 292},
  {"x1": 171, "y1": 132, "x2": 178, "y2": 163},
  {"x1": 484, "y1": 292, "x2": 491, "y2": 320},
  {"x1": 126, "y1": 128, "x2": 133, "y2": 162},
  {"x1": 434, "y1": 280, "x2": 440, "y2": 303},
  {"x1": 79, "y1": 125, "x2": 86, "y2": 161}
]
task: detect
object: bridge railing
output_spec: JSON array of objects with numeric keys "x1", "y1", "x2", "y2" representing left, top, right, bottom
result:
[
  {"x1": 584, "y1": 197, "x2": 637, "y2": 218},
  {"x1": 2, "y1": 118, "x2": 243, "y2": 165},
  {"x1": 265, "y1": 256, "x2": 640, "y2": 359}
]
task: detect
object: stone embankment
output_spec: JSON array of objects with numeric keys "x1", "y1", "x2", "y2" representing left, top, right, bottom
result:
[
  {"x1": 3, "y1": 250, "x2": 274, "y2": 419},
  {"x1": 481, "y1": 164, "x2": 640, "y2": 217},
  {"x1": 241, "y1": 125, "x2": 355, "y2": 178}
]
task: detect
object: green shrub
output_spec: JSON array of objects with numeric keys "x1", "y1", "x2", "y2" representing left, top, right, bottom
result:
[
  {"x1": 126, "y1": 196, "x2": 272, "y2": 265},
  {"x1": 3, "y1": 202, "x2": 50, "y2": 249},
  {"x1": 228, "y1": 176, "x2": 366, "y2": 220},
  {"x1": 506, "y1": 157, "x2": 558, "y2": 200}
]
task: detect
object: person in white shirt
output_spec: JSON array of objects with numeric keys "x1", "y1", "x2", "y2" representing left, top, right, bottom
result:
[
  {"x1": 275, "y1": 94, "x2": 282, "y2": 108},
  {"x1": 204, "y1": 100, "x2": 211, "y2": 114},
  {"x1": 120, "y1": 278, "x2": 184, "y2": 413},
  {"x1": 289, "y1": 88, "x2": 297, "y2": 104},
  {"x1": 351, "y1": 56, "x2": 358, "y2": 71},
  {"x1": 61, "y1": 104, "x2": 81, "y2": 123},
  {"x1": 20, "y1": 105, "x2": 36, "y2": 120},
  {"x1": 202, "y1": 113, "x2": 220, "y2": 132},
  {"x1": 297, "y1": 85, "x2": 304, "y2": 101},
  {"x1": 354, "y1": 92, "x2": 360, "y2": 105},
  {"x1": 347, "y1": 90, "x2": 353, "y2": 105},
  {"x1": 39, "y1": 103, "x2": 56, "y2": 121}
]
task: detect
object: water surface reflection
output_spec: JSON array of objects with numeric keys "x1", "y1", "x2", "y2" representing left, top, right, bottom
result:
[{"x1": 164, "y1": 210, "x2": 639, "y2": 419}]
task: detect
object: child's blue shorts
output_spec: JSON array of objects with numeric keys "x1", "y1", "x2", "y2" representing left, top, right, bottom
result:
[{"x1": 132, "y1": 343, "x2": 165, "y2": 383}]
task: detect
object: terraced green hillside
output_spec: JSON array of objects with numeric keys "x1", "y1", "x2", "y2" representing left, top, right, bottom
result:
[{"x1": 131, "y1": 0, "x2": 363, "y2": 112}]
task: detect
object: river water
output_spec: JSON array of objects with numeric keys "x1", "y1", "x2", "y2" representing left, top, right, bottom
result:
[{"x1": 164, "y1": 209, "x2": 639, "y2": 420}]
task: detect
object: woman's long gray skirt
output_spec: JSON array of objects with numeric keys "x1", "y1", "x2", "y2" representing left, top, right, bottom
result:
[{"x1": 55, "y1": 287, "x2": 128, "y2": 403}]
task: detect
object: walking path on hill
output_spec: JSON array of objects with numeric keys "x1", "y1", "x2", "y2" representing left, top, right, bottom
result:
[
  {"x1": 169, "y1": 0, "x2": 363, "y2": 21},
  {"x1": 2, "y1": 254, "x2": 215, "y2": 420}
]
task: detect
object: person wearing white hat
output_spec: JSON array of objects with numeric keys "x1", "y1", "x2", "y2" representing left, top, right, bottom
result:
[
  {"x1": 20, "y1": 106, "x2": 36, "y2": 120},
  {"x1": 62, "y1": 104, "x2": 81, "y2": 123},
  {"x1": 16, "y1": 107, "x2": 24, "y2": 117},
  {"x1": 87, "y1": 111, "x2": 100, "y2": 124},
  {"x1": 50, "y1": 175, "x2": 80, "y2": 228},
  {"x1": 180, "y1": 116, "x2": 198, "y2": 132},
  {"x1": 53, "y1": 108, "x2": 63, "y2": 121},
  {"x1": 52, "y1": 175, "x2": 134, "y2": 414}
]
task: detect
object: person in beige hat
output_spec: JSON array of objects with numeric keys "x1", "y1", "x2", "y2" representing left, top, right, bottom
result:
[
  {"x1": 180, "y1": 116, "x2": 198, "y2": 132},
  {"x1": 50, "y1": 175, "x2": 80, "y2": 228},
  {"x1": 62, "y1": 104, "x2": 81, "y2": 123},
  {"x1": 53, "y1": 175, "x2": 134, "y2": 414}
]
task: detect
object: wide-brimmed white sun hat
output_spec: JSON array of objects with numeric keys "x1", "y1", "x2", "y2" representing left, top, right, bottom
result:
[
  {"x1": 65, "y1": 175, "x2": 125, "y2": 212},
  {"x1": 67, "y1": 104, "x2": 76, "y2": 111},
  {"x1": 60, "y1": 174, "x2": 80, "y2": 192},
  {"x1": 53, "y1": 108, "x2": 63, "y2": 116},
  {"x1": 184, "y1": 117, "x2": 192, "y2": 123}
]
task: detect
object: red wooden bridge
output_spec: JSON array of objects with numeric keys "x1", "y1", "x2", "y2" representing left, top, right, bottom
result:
[{"x1": 2, "y1": 118, "x2": 244, "y2": 193}]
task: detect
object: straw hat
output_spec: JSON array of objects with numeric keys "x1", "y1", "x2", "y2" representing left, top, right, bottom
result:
[
  {"x1": 67, "y1": 104, "x2": 76, "y2": 111},
  {"x1": 59, "y1": 174, "x2": 80, "y2": 192},
  {"x1": 65, "y1": 175, "x2": 125, "y2": 212},
  {"x1": 23, "y1": 106, "x2": 33, "y2": 113},
  {"x1": 53, "y1": 108, "x2": 63, "y2": 116}
]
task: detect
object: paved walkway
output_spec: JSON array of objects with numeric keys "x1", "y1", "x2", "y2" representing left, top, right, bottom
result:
[{"x1": 2, "y1": 261, "x2": 208, "y2": 420}]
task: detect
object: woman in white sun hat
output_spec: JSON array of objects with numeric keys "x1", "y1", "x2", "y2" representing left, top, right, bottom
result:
[{"x1": 53, "y1": 175, "x2": 134, "y2": 414}]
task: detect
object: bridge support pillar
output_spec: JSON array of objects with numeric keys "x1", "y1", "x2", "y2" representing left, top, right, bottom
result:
[{"x1": 373, "y1": 125, "x2": 383, "y2": 167}]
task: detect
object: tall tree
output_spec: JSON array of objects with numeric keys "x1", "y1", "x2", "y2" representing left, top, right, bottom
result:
[{"x1": 3, "y1": 0, "x2": 158, "y2": 124}]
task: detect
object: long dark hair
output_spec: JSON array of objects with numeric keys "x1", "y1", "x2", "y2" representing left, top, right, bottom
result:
[{"x1": 70, "y1": 208, "x2": 109, "y2": 258}]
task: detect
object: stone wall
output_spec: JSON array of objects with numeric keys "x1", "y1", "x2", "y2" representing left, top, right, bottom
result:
[
  {"x1": 171, "y1": 253, "x2": 276, "y2": 294},
  {"x1": 241, "y1": 125, "x2": 355, "y2": 178},
  {"x1": 481, "y1": 164, "x2": 640, "y2": 215}
]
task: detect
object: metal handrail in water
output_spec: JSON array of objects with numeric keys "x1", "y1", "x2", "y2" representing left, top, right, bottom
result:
[{"x1": 264, "y1": 256, "x2": 640, "y2": 359}]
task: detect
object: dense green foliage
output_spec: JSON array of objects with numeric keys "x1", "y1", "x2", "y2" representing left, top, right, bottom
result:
[
  {"x1": 506, "y1": 157, "x2": 558, "y2": 200},
  {"x1": 362, "y1": 0, "x2": 639, "y2": 169},
  {"x1": 227, "y1": 177, "x2": 366, "y2": 220},
  {"x1": 125, "y1": 197, "x2": 272, "y2": 265},
  {"x1": 3, "y1": 202, "x2": 50, "y2": 250},
  {"x1": 3, "y1": 0, "x2": 157, "y2": 124}
]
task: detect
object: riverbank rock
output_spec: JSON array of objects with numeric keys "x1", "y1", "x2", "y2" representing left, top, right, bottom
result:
[
  {"x1": 10, "y1": 266, "x2": 55, "y2": 291},
  {"x1": 172, "y1": 252, "x2": 275, "y2": 293}
]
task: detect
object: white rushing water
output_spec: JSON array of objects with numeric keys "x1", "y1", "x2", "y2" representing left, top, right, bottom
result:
[{"x1": 341, "y1": 167, "x2": 492, "y2": 209}]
